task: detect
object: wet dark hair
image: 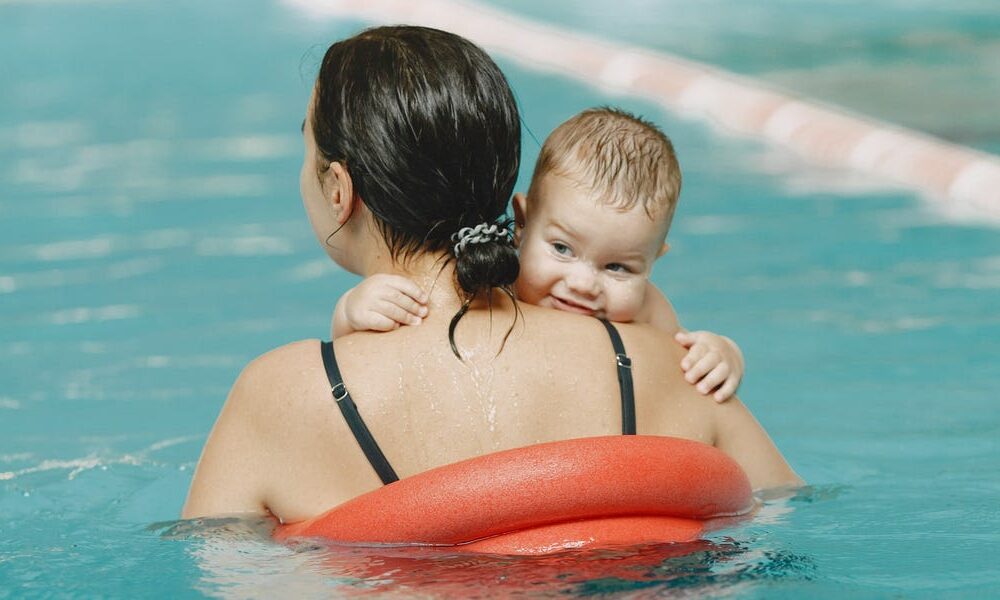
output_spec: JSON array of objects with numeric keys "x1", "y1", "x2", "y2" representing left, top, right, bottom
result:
[{"x1": 312, "y1": 26, "x2": 521, "y2": 358}]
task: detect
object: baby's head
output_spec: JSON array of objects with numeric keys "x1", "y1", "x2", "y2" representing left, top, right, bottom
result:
[{"x1": 514, "y1": 107, "x2": 681, "y2": 321}]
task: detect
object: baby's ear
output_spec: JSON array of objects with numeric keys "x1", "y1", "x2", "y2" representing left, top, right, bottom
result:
[{"x1": 512, "y1": 193, "x2": 528, "y2": 243}]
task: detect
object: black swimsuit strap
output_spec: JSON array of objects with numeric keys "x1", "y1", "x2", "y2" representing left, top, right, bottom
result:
[
  {"x1": 598, "y1": 319, "x2": 636, "y2": 435},
  {"x1": 320, "y1": 341, "x2": 399, "y2": 485},
  {"x1": 321, "y1": 320, "x2": 633, "y2": 486}
]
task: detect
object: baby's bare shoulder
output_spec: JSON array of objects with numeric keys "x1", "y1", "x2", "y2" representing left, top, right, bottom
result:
[{"x1": 635, "y1": 282, "x2": 681, "y2": 334}]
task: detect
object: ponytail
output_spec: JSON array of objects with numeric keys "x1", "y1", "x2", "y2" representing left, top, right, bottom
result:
[{"x1": 447, "y1": 220, "x2": 520, "y2": 360}]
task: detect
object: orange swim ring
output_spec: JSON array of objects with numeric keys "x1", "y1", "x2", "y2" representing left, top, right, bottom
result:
[{"x1": 273, "y1": 435, "x2": 754, "y2": 555}]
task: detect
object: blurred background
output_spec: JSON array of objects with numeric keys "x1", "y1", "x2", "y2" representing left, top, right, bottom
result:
[{"x1": 1, "y1": 0, "x2": 998, "y2": 597}]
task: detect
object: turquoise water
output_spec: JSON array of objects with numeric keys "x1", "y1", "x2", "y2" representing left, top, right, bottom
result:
[
  {"x1": 2, "y1": 0, "x2": 999, "y2": 597},
  {"x1": 488, "y1": 0, "x2": 1000, "y2": 155}
]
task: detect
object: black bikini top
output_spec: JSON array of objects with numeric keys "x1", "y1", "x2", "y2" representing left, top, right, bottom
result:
[{"x1": 320, "y1": 318, "x2": 636, "y2": 485}]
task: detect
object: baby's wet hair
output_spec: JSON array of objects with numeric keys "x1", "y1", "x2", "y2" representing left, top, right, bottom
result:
[{"x1": 529, "y1": 107, "x2": 682, "y2": 233}]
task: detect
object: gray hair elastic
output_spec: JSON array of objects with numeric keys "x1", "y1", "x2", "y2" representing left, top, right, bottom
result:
[{"x1": 450, "y1": 222, "x2": 514, "y2": 257}]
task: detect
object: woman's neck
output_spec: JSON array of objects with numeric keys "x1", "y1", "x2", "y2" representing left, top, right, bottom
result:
[{"x1": 364, "y1": 249, "x2": 515, "y2": 315}]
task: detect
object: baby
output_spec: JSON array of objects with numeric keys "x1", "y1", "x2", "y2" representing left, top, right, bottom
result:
[{"x1": 332, "y1": 108, "x2": 744, "y2": 402}]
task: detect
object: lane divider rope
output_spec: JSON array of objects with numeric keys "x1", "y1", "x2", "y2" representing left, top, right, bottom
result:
[{"x1": 285, "y1": 0, "x2": 1000, "y2": 220}]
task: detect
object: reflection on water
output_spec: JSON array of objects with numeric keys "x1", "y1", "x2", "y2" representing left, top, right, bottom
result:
[{"x1": 152, "y1": 513, "x2": 815, "y2": 598}]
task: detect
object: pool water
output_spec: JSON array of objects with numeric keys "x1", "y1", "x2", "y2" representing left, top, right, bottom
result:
[
  {"x1": 487, "y1": 0, "x2": 1000, "y2": 157},
  {"x1": 2, "y1": 0, "x2": 999, "y2": 597}
]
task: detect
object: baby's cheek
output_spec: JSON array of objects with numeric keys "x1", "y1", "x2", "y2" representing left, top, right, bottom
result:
[
  {"x1": 514, "y1": 260, "x2": 548, "y2": 304},
  {"x1": 513, "y1": 276, "x2": 534, "y2": 302},
  {"x1": 604, "y1": 283, "x2": 646, "y2": 322}
]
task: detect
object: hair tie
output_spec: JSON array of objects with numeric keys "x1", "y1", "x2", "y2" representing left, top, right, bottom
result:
[{"x1": 450, "y1": 222, "x2": 514, "y2": 257}]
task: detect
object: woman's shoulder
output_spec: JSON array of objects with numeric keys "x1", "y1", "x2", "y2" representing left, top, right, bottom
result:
[
  {"x1": 612, "y1": 320, "x2": 685, "y2": 360},
  {"x1": 520, "y1": 306, "x2": 679, "y2": 355},
  {"x1": 237, "y1": 339, "x2": 322, "y2": 385},
  {"x1": 182, "y1": 339, "x2": 330, "y2": 518},
  {"x1": 225, "y1": 339, "x2": 328, "y2": 419}
]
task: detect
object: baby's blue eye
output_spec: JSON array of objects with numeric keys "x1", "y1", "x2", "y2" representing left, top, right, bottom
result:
[
  {"x1": 552, "y1": 242, "x2": 571, "y2": 255},
  {"x1": 606, "y1": 263, "x2": 632, "y2": 274}
]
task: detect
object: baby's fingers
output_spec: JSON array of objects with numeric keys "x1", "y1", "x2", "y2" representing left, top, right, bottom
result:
[
  {"x1": 377, "y1": 299, "x2": 423, "y2": 327},
  {"x1": 363, "y1": 311, "x2": 402, "y2": 332},
  {"x1": 681, "y1": 343, "x2": 708, "y2": 372},
  {"x1": 696, "y1": 362, "x2": 730, "y2": 396},
  {"x1": 713, "y1": 376, "x2": 739, "y2": 403},
  {"x1": 383, "y1": 290, "x2": 427, "y2": 323},
  {"x1": 684, "y1": 351, "x2": 719, "y2": 384},
  {"x1": 675, "y1": 331, "x2": 695, "y2": 348},
  {"x1": 377, "y1": 277, "x2": 428, "y2": 321},
  {"x1": 383, "y1": 275, "x2": 428, "y2": 304}
]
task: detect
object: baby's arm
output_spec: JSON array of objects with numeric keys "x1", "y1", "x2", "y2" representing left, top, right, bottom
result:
[
  {"x1": 331, "y1": 274, "x2": 428, "y2": 339},
  {"x1": 636, "y1": 282, "x2": 745, "y2": 402},
  {"x1": 634, "y1": 281, "x2": 682, "y2": 334}
]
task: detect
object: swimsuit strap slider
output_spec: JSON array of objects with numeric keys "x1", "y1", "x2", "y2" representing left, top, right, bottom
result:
[
  {"x1": 331, "y1": 382, "x2": 348, "y2": 402},
  {"x1": 616, "y1": 354, "x2": 632, "y2": 369}
]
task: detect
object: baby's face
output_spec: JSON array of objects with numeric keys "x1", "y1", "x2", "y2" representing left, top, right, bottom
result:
[{"x1": 514, "y1": 173, "x2": 668, "y2": 322}]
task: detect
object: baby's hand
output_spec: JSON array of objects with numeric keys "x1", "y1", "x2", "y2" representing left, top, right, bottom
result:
[
  {"x1": 339, "y1": 274, "x2": 428, "y2": 334},
  {"x1": 675, "y1": 331, "x2": 744, "y2": 403}
]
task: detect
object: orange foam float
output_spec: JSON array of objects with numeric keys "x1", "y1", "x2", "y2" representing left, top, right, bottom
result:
[{"x1": 273, "y1": 435, "x2": 754, "y2": 555}]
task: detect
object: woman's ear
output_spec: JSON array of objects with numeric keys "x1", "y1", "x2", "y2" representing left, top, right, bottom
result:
[
  {"x1": 326, "y1": 162, "x2": 357, "y2": 225},
  {"x1": 512, "y1": 193, "x2": 528, "y2": 245}
]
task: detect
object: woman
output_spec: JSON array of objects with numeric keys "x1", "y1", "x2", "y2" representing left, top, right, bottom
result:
[{"x1": 183, "y1": 26, "x2": 800, "y2": 524}]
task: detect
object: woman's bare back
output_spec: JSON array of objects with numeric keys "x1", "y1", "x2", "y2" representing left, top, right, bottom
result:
[
  {"x1": 182, "y1": 26, "x2": 799, "y2": 524},
  {"x1": 245, "y1": 301, "x2": 720, "y2": 523}
]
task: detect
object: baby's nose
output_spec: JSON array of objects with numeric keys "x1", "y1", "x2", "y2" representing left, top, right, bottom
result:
[{"x1": 566, "y1": 266, "x2": 600, "y2": 297}]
